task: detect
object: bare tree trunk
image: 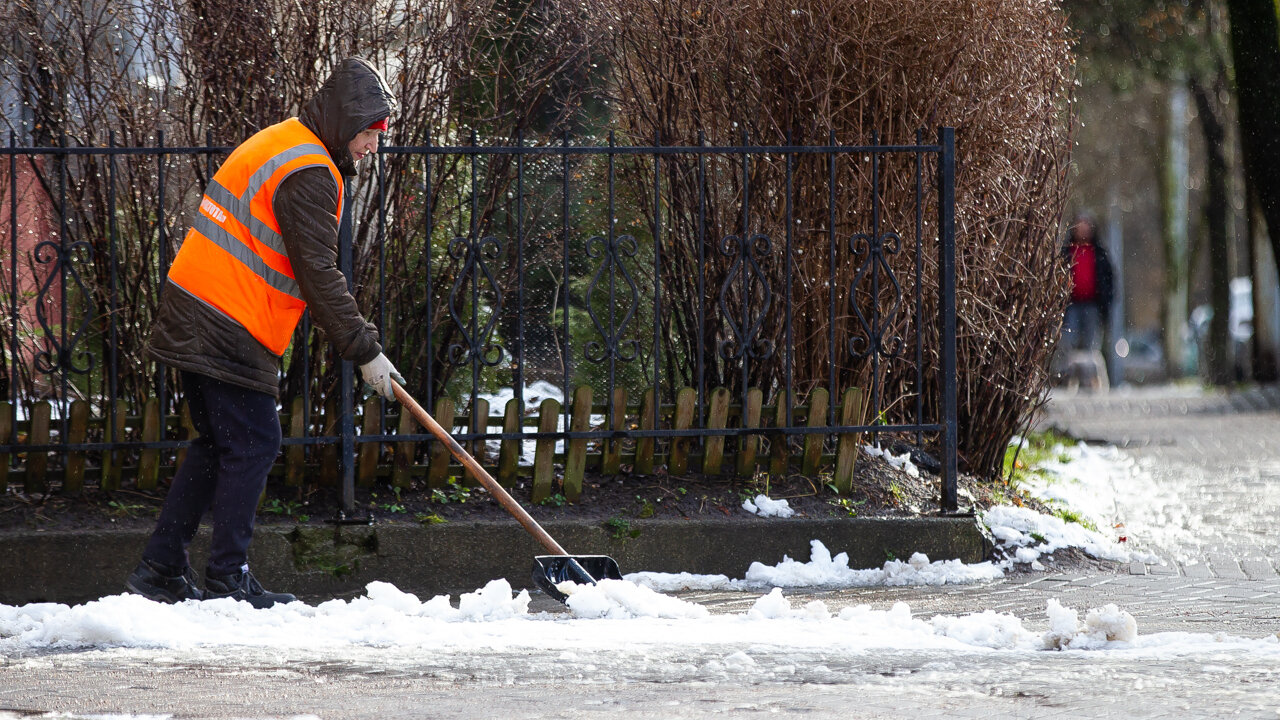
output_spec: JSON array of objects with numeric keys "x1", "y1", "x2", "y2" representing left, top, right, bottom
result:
[
  {"x1": 1192, "y1": 73, "x2": 1233, "y2": 385},
  {"x1": 1248, "y1": 186, "x2": 1280, "y2": 381},
  {"x1": 1225, "y1": 0, "x2": 1280, "y2": 292}
]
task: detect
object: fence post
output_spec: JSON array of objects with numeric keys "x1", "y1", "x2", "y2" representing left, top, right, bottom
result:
[
  {"x1": 497, "y1": 398, "x2": 521, "y2": 487},
  {"x1": 602, "y1": 388, "x2": 626, "y2": 475},
  {"x1": 26, "y1": 401, "x2": 51, "y2": 494},
  {"x1": 101, "y1": 399, "x2": 127, "y2": 491},
  {"x1": 832, "y1": 386, "x2": 865, "y2": 494},
  {"x1": 769, "y1": 392, "x2": 790, "y2": 477},
  {"x1": 635, "y1": 388, "x2": 656, "y2": 475},
  {"x1": 702, "y1": 387, "x2": 731, "y2": 475},
  {"x1": 358, "y1": 397, "x2": 381, "y2": 487},
  {"x1": 532, "y1": 397, "x2": 560, "y2": 503},
  {"x1": 668, "y1": 387, "x2": 697, "y2": 475},
  {"x1": 737, "y1": 388, "x2": 764, "y2": 477},
  {"x1": 427, "y1": 396, "x2": 456, "y2": 488},
  {"x1": 564, "y1": 386, "x2": 592, "y2": 502},
  {"x1": 63, "y1": 399, "x2": 90, "y2": 494},
  {"x1": 938, "y1": 126, "x2": 959, "y2": 512},
  {"x1": 136, "y1": 398, "x2": 160, "y2": 491},
  {"x1": 802, "y1": 389, "x2": 828, "y2": 477},
  {"x1": 467, "y1": 397, "x2": 489, "y2": 484}
]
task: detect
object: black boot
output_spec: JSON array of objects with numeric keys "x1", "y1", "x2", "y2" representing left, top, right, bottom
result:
[
  {"x1": 125, "y1": 558, "x2": 204, "y2": 603},
  {"x1": 204, "y1": 567, "x2": 296, "y2": 609}
]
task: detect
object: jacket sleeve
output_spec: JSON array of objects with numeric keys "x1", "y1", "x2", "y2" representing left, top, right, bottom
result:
[{"x1": 275, "y1": 167, "x2": 382, "y2": 365}]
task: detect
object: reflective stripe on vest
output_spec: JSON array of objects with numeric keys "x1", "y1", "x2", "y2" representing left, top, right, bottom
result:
[{"x1": 166, "y1": 118, "x2": 344, "y2": 356}]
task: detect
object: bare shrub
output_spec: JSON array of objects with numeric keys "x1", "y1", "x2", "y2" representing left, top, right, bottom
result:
[
  {"x1": 586, "y1": 0, "x2": 1074, "y2": 477},
  {"x1": 0, "y1": 0, "x2": 593, "y2": 415}
]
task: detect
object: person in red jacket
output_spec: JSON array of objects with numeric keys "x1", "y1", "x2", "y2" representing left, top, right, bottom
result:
[
  {"x1": 125, "y1": 58, "x2": 403, "y2": 608},
  {"x1": 1060, "y1": 213, "x2": 1115, "y2": 386}
]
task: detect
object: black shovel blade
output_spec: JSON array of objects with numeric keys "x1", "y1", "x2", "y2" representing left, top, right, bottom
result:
[{"x1": 532, "y1": 555, "x2": 624, "y2": 603}]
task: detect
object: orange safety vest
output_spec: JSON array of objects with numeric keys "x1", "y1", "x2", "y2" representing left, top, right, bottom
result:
[{"x1": 166, "y1": 118, "x2": 344, "y2": 356}]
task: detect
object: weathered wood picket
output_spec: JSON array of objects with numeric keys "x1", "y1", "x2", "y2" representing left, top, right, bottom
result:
[{"x1": 0, "y1": 386, "x2": 868, "y2": 499}]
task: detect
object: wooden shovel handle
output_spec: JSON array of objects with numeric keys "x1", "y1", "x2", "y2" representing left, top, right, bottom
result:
[{"x1": 392, "y1": 381, "x2": 569, "y2": 556}]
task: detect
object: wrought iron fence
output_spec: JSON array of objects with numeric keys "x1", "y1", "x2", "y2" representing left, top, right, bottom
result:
[{"x1": 0, "y1": 128, "x2": 957, "y2": 511}]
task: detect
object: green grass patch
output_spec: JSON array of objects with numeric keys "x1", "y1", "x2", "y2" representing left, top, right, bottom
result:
[
  {"x1": 1049, "y1": 505, "x2": 1098, "y2": 532},
  {"x1": 1002, "y1": 428, "x2": 1077, "y2": 488}
]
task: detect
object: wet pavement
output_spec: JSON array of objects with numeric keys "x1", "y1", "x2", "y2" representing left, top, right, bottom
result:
[{"x1": 2, "y1": 384, "x2": 1280, "y2": 719}]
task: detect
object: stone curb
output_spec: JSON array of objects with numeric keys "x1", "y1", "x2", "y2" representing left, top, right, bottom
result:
[{"x1": 0, "y1": 516, "x2": 990, "y2": 605}]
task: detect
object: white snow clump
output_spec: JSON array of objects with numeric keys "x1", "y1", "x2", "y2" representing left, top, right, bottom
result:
[
  {"x1": 1041, "y1": 598, "x2": 1137, "y2": 650},
  {"x1": 742, "y1": 494, "x2": 795, "y2": 518}
]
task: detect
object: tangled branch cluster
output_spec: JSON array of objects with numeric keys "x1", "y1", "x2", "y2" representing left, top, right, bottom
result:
[{"x1": 588, "y1": 0, "x2": 1075, "y2": 476}]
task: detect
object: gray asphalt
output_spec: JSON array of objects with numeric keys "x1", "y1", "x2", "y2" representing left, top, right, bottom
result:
[{"x1": 2, "y1": 384, "x2": 1279, "y2": 719}]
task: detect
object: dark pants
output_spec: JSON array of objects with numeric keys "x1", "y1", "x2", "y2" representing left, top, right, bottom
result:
[{"x1": 143, "y1": 371, "x2": 281, "y2": 576}]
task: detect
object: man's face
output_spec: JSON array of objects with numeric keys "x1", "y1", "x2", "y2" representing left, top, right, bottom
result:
[{"x1": 348, "y1": 128, "x2": 382, "y2": 165}]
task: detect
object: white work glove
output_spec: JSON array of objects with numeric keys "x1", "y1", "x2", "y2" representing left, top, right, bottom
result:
[{"x1": 359, "y1": 353, "x2": 404, "y2": 400}]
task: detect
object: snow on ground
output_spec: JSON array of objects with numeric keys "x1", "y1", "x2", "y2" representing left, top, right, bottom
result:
[
  {"x1": 975, "y1": 436, "x2": 1176, "y2": 571},
  {"x1": 2, "y1": 432, "x2": 1247, "y2": 663},
  {"x1": 628, "y1": 539, "x2": 1003, "y2": 592},
  {"x1": 981, "y1": 504, "x2": 1158, "y2": 570},
  {"x1": 1017, "y1": 439, "x2": 1204, "y2": 563},
  {"x1": 2, "y1": 578, "x2": 1277, "y2": 661},
  {"x1": 476, "y1": 380, "x2": 564, "y2": 409}
]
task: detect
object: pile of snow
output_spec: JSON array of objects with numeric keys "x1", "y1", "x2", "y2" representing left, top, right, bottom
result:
[
  {"x1": 1017, "y1": 439, "x2": 1202, "y2": 563},
  {"x1": 981, "y1": 504, "x2": 1156, "y2": 570},
  {"x1": 986, "y1": 438, "x2": 1166, "y2": 569},
  {"x1": 561, "y1": 578, "x2": 709, "y2": 620},
  {"x1": 741, "y1": 494, "x2": 794, "y2": 518},
  {"x1": 627, "y1": 539, "x2": 1003, "y2": 592},
  {"x1": 862, "y1": 444, "x2": 920, "y2": 478},
  {"x1": 1041, "y1": 598, "x2": 1137, "y2": 650},
  {"x1": 5, "y1": 578, "x2": 1280, "y2": 661}
]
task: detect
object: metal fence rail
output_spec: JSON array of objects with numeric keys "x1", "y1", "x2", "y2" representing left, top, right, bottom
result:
[{"x1": 0, "y1": 127, "x2": 958, "y2": 510}]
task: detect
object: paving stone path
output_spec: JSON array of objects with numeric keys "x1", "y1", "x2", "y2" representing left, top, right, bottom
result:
[{"x1": 792, "y1": 384, "x2": 1280, "y2": 635}]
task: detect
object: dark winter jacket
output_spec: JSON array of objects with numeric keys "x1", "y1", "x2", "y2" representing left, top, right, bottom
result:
[{"x1": 146, "y1": 58, "x2": 398, "y2": 397}]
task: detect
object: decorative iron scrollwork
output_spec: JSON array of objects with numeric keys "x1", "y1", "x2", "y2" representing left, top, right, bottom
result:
[
  {"x1": 446, "y1": 235, "x2": 505, "y2": 367},
  {"x1": 584, "y1": 234, "x2": 640, "y2": 364},
  {"x1": 33, "y1": 239, "x2": 95, "y2": 376},
  {"x1": 718, "y1": 233, "x2": 774, "y2": 361},
  {"x1": 848, "y1": 231, "x2": 904, "y2": 359}
]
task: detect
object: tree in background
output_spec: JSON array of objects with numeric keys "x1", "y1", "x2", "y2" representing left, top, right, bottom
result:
[
  {"x1": 1067, "y1": 0, "x2": 1238, "y2": 384},
  {"x1": 1224, "y1": 0, "x2": 1280, "y2": 380}
]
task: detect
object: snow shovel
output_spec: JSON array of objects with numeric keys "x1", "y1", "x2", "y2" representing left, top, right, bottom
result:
[{"x1": 391, "y1": 381, "x2": 622, "y2": 603}]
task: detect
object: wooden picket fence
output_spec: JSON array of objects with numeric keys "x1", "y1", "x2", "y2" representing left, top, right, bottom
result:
[{"x1": 0, "y1": 385, "x2": 869, "y2": 500}]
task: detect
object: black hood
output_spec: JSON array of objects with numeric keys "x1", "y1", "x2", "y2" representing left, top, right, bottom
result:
[{"x1": 299, "y1": 57, "x2": 397, "y2": 177}]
